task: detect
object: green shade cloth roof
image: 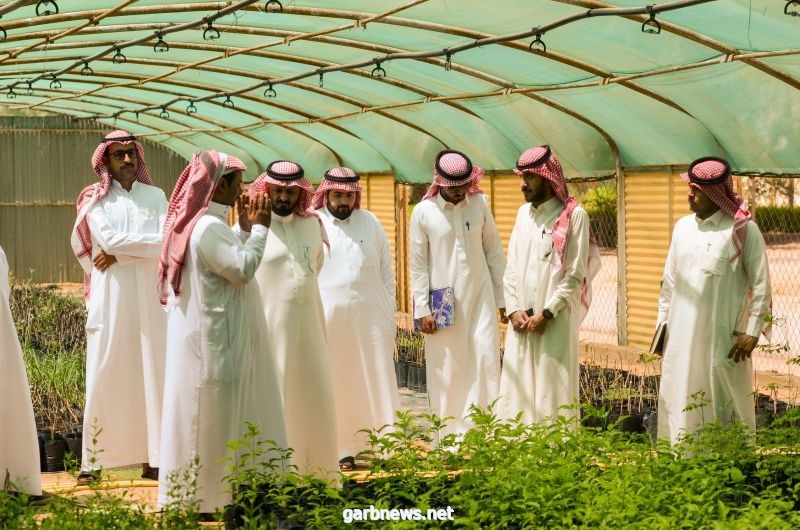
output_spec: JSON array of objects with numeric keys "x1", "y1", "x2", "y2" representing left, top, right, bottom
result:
[{"x1": 0, "y1": 0, "x2": 797, "y2": 182}]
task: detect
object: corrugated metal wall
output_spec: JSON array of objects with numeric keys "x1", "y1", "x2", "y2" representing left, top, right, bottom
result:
[
  {"x1": 623, "y1": 168, "x2": 689, "y2": 347},
  {"x1": 395, "y1": 184, "x2": 412, "y2": 314},
  {"x1": 0, "y1": 116, "x2": 187, "y2": 283},
  {"x1": 490, "y1": 172, "x2": 523, "y2": 252},
  {"x1": 363, "y1": 173, "x2": 396, "y2": 277}
]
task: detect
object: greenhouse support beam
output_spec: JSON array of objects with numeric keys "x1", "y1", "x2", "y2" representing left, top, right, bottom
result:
[
  {"x1": 1, "y1": 0, "x2": 261, "y2": 90},
  {"x1": 65, "y1": 0, "x2": 715, "y2": 120},
  {"x1": 561, "y1": 0, "x2": 800, "y2": 91},
  {"x1": 0, "y1": 0, "x2": 35, "y2": 18}
]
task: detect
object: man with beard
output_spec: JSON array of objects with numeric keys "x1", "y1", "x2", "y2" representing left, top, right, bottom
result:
[
  {"x1": 70, "y1": 130, "x2": 167, "y2": 483},
  {"x1": 498, "y1": 145, "x2": 600, "y2": 425},
  {"x1": 157, "y1": 151, "x2": 287, "y2": 513},
  {"x1": 244, "y1": 161, "x2": 339, "y2": 481},
  {"x1": 313, "y1": 167, "x2": 399, "y2": 470},
  {"x1": 657, "y1": 157, "x2": 771, "y2": 444},
  {"x1": 409, "y1": 150, "x2": 506, "y2": 440}
]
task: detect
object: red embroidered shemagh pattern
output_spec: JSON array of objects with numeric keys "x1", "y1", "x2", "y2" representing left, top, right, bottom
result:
[
  {"x1": 311, "y1": 167, "x2": 362, "y2": 210},
  {"x1": 70, "y1": 130, "x2": 153, "y2": 300},
  {"x1": 515, "y1": 146, "x2": 599, "y2": 312},
  {"x1": 422, "y1": 151, "x2": 484, "y2": 201},
  {"x1": 157, "y1": 151, "x2": 246, "y2": 306}
]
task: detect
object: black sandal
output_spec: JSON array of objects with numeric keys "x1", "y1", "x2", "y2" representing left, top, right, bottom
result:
[
  {"x1": 338, "y1": 456, "x2": 355, "y2": 471},
  {"x1": 141, "y1": 464, "x2": 159, "y2": 481},
  {"x1": 77, "y1": 470, "x2": 100, "y2": 484}
]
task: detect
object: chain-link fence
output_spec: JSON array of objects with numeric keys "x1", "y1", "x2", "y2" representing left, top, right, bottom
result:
[
  {"x1": 570, "y1": 178, "x2": 618, "y2": 346},
  {"x1": 739, "y1": 176, "x2": 800, "y2": 376}
]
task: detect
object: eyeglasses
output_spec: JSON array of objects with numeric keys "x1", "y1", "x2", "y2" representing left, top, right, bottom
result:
[{"x1": 108, "y1": 148, "x2": 138, "y2": 161}]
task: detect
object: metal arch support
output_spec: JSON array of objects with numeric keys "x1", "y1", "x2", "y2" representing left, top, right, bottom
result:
[
  {"x1": 22, "y1": 71, "x2": 354, "y2": 144},
  {"x1": 2, "y1": 24, "x2": 694, "y2": 119},
  {"x1": 15, "y1": 57, "x2": 454, "y2": 149},
  {"x1": 558, "y1": 0, "x2": 800, "y2": 92},
  {"x1": 227, "y1": 5, "x2": 697, "y2": 116},
  {"x1": 16, "y1": 48, "x2": 471, "y2": 146},
  {"x1": 37, "y1": 98, "x2": 275, "y2": 160},
  {"x1": 0, "y1": 3, "x2": 702, "y2": 120},
  {"x1": 15, "y1": 43, "x2": 487, "y2": 121},
  {"x1": 39, "y1": 98, "x2": 332, "y2": 175},
  {"x1": 22, "y1": 76, "x2": 422, "y2": 173}
]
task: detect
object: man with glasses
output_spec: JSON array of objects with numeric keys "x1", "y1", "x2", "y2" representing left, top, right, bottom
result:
[{"x1": 70, "y1": 130, "x2": 168, "y2": 483}]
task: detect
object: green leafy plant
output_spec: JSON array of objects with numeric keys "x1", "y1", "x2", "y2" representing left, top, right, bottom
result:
[{"x1": 579, "y1": 185, "x2": 617, "y2": 248}]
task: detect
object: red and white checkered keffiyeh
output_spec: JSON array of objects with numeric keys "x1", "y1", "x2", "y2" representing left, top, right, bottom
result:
[
  {"x1": 311, "y1": 167, "x2": 362, "y2": 210},
  {"x1": 70, "y1": 130, "x2": 152, "y2": 300},
  {"x1": 680, "y1": 157, "x2": 751, "y2": 266},
  {"x1": 157, "y1": 151, "x2": 246, "y2": 306},
  {"x1": 515, "y1": 145, "x2": 600, "y2": 316},
  {"x1": 248, "y1": 160, "x2": 316, "y2": 216},
  {"x1": 422, "y1": 150, "x2": 484, "y2": 201}
]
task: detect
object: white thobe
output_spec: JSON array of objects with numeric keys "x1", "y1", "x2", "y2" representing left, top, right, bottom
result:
[
  {"x1": 316, "y1": 207, "x2": 399, "y2": 459},
  {"x1": 82, "y1": 180, "x2": 167, "y2": 470},
  {"x1": 498, "y1": 198, "x2": 594, "y2": 424},
  {"x1": 409, "y1": 193, "x2": 506, "y2": 437},
  {"x1": 0, "y1": 246, "x2": 41, "y2": 495},
  {"x1": 159, "y1": 202, "x2": 287, "y2": 512},
  {"x1": 252, "y1": 213, "x2": 339, "y2": 479},
  {"x1": 657, "y1": 210, "x2": 771, "y2": 444}
]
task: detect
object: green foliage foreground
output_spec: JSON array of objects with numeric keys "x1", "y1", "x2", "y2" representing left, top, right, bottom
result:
[{"x1": 2, "y1": 405, "x2": 800, "y2": 529}]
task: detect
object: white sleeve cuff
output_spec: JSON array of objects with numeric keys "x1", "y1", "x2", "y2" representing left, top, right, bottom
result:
[
  {"x1": 745, "y1": 315, "x2": 764, "y2": 338},
  {"x1": 544, "y1": 296, "x2": 566, "y2": 318}
]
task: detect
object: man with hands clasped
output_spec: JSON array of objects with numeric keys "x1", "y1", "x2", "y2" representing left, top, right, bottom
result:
[{"x1": 499, "y1": 145, "x2": 600, "y2": 425}]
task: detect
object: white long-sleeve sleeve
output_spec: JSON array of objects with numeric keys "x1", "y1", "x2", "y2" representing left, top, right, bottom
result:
[
  {"x1": 657, "y1": 228, "x2": 678, "y2": 326},
  {"x1": 87, "y1": 204, "x2": 162, "y2": 260},
  {"x1": 376, "y1": 221, "x2": 396, "y2": 304},
  {"x1": 740, "y1": 221, "x2": 772, "y2": 337},
  {"x1": 197, "y1": 224, "x2": 268, "y2": 285},
  {"x1": 480, "y1": 199, "x2": 507, "y2": 309},
  {"x1": 409, "y1": 207, "x2": 432, "y2": 319},
  {"x1": 503, "y1": 219, "x2": 521, "y2": 316},
  {"x1": 544, "y1": 208, "x2": 590, "y2": 318}
]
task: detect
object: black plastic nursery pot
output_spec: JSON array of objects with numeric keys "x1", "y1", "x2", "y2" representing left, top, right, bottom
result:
[
  {"x1": 63, "y1": 431, "x2": 82, "y2": 465},
  {"x1": 37, "y1": 431, "x2": 52, "y2": 472},
  {"x1": 44, "y1": 436, "x2": 67, "y2": 472},
  {"x1": 407, "y1": 364, "x2": 418, "y2": 391},
  {"x1": 394, "y1": 359, "x2": 409, "y2": 389},
  {"x1": 37, "y1": 430, "x2": 82, "y2": 471}
]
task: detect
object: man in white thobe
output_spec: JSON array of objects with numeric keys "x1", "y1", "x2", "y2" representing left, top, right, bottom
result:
[
  {"x1": 657, "y1": 157, "x2": 772, "y2": 445},
  {"x1": 157, "y1": 151, "x2": 287, "y2": 513},
  {"x1": 70, "y1": 130, "x2": 167, "y2": 483},
  {"x1": 313, "y1": 167, "x2": 399, "y2": 470},
  {"x1": 247, "y1": 161, "x2": 339, "y2": 480},
  {"x1": 409, "y1": 150, "x2": 506, "y2": 438},
  {"x1": 1, "y1": 245, "x2": 49, "y2": 504},
  {"x1": 498, "y1": 146, "x2": 600, "y2": 425}
]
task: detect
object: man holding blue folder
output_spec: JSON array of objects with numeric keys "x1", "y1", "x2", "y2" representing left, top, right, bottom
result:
[{"x1": 409, "y1": 150, "x2": 506, "y2": 439}]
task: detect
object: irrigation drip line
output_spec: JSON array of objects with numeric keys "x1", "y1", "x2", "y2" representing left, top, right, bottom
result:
[{"x1": 57, "y1": 0, "x2": 713, "y2": 121}]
